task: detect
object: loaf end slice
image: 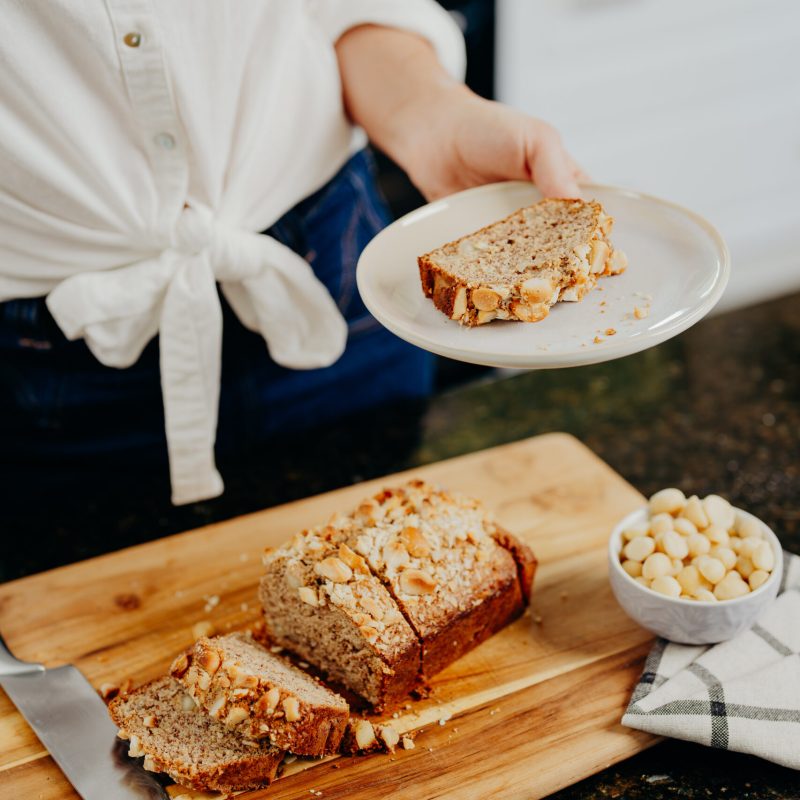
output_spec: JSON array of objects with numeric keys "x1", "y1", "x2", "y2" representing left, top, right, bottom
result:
[
  {"x1": 108, "y1": 676, "x2": 283, "y2": 793},
  {"x1": 493, "y1": 525, "x2": 538, "y2": 604},
  {"x1": 418, "y1": 197, "x2": 627, "y2": 326},
  {"x1": 260, "y1": 527, "x2": 421, "y2": 711},
  {"x1": 171, "y1": 632, "x2": 349, "y2": 756}
]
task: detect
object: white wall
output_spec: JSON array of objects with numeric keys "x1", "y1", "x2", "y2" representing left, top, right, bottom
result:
[{"x1": 496, "y1": 0, "x2": 800, "y2": 313}]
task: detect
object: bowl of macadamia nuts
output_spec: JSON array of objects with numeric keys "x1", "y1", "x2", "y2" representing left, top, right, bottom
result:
[{"x1": 608, "y1": 489, "x2": 783, "y2": 644}]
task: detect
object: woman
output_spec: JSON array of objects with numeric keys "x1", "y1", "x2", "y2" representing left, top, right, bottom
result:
[{"x1": 0, "y1": 2, "x2": 584, "y2": 505}]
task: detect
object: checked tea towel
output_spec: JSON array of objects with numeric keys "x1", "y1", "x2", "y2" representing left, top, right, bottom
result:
[{"x1": 623, "y1": 552, "x2": 800, "y2": 770}]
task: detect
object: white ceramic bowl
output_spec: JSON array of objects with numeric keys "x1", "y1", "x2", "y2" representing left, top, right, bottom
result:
[{"x1": 608, "y1": 507, "x2": 783, "y2": 644}]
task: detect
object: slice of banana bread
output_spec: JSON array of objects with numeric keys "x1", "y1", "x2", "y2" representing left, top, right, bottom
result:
[
  {"x1": 418, "y1": 198, "x2": 627, "y2": 326},
  {"x1": 333, "y1": 480, "x2": 537, "y2": 678},
  {"x1": 170, "y1": 632, "x2": 348, "y2": 756},
  {"x1": 259, "y1": 526, "x2": 421, "y2": 711},
  {"x1": 108, "y1": 676, "x2": 284, "y2": 793}
]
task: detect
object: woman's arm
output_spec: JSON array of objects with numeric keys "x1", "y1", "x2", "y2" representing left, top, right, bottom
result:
[{"x1": 335, "y1": 25, "x2": 585, "y2": 200}]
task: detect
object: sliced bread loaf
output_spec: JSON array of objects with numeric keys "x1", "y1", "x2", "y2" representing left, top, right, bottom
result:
[
  {"x1": 260, "y1": 480, "x2": 536, "y2": 706},
  {"x1": 418, "y1": 198, "x2": 626, "y2": 326},
  {"x1": 170, "y1": 632, "x2": 348, "y2": 756},
  {"x1": 259, "y1": 526, "x2": 421, "y2": 711},
  {"x1": 108, "y1": 676, "x2": 283, "y2": 793}
]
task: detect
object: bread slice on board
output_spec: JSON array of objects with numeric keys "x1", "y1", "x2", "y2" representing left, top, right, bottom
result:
[
  {"x1": 260, "y1": 480, "x2": 536, "y2": 707},
  {"x1": 418, "y1": 198, "x2": 626, "y2": 326},
  {"x1": 108, "y1": 676, "x2": 284, "y2": 793},
  {"x1": 170, "y1": 632, "x2": 349, "y2": 756},
  {"x1": 259, "y1": 526, "x2": 421, "y2": 711}
]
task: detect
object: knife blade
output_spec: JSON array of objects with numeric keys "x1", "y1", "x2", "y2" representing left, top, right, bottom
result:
[{"x1": 0, "y1": 635, "x2": 167, "y2": 800}]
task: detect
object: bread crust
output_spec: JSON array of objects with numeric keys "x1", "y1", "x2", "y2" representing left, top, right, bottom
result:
[
  {"x1": 418, "y1": 569, "x2": 524, "y2": 678},
  {"x1": 492, "y1": 526, "x2": 538, "y2": 604}
]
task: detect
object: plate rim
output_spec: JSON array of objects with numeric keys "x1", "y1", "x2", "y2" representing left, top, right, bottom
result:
[{"x1": 356, "y1": 181, "x2": 731, "y2": 369}]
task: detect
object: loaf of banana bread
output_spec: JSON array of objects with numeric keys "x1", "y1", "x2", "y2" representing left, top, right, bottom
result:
[{"x1": 260, "y1": 480, "x2": 536, "y2": 708}]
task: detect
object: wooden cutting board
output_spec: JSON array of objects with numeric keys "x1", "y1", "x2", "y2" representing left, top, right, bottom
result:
[{"x1": 0, "y1": 433, "x2": 659, "y2": 799}]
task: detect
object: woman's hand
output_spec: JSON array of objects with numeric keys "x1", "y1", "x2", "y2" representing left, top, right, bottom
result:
[
  {"x1": 336, "y1": 26, "x2": 586, "y2": 201},
  {"x1": 399, "y1": 86, "x2": 587, "y2": 200}
]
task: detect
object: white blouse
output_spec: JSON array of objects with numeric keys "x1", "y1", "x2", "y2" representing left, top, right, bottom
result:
[{"x1": 0, "y1": 0, "x2": 464, "y2": 504}]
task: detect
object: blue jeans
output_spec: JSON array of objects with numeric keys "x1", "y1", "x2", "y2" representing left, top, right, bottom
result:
[{"x1": 0, "y1": 150, "x2": 433, "y2": 487}]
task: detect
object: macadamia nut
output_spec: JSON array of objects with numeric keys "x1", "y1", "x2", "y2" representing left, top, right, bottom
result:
[
  {"x1": 648, "y1": 488, "x2": 687, "y2": 515},
  {"x1": 642, "y1": 552, "x2": 672, "y2": 580}
]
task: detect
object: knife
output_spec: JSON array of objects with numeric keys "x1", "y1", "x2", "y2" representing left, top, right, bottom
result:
[{"x1": 0, "y1": 632, "x2": 167, "y2": 799}]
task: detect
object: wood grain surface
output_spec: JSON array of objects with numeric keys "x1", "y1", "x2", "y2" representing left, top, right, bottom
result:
[{"x1": 0, "y1": 433, "x2": 659, "y2": 799}]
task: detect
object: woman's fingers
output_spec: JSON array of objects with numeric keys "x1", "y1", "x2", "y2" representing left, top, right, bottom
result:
[
  {"x1": 527, "y1": 124, "x2": 582, "y2": 198},
  {"x1": 569, "y1": 156, "x2": 591, "y2": 184}
]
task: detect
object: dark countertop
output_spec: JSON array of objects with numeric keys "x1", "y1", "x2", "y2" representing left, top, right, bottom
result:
[{"x1": 3, "y1": 290, "x2": 799, "y2": 798}]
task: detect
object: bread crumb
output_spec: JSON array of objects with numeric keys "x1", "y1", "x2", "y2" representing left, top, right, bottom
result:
[
  {"x1": 240, "y1": 602, "x2": 249, "y2": 612},
  {"x1": 98, "y1": 682, "x2": 119, "y2": 703},
  {"x1": 634, "y1": 306, "x2": 649, "y2": 320},
  {"x1": 203, "y1": 595, "x2": 220, "y2": 613},
  {"x1": 270, "y1": 645, "x2": 284, "y2": 654},
  {"x1": 489, "y1": 707, "x2": 500, "y2": 716},
  {"x1": 593, "y1": 336, "x2": 604, "y2": 344},
  {"x1": 191, "y1": 620, "x2": 215, "y2": 639},
  {"x1": 239, "y1": 553, "x2": 249, "y2": 562},
  {"x1": 605, "y1": 328, "x2": 617, "y2": 336},
  {"x1": 533, "y1": 614, "x2": 543, "y2": 624},
  {"x1": 402, "y1": 736, "x2": 415, "y2": 750}
]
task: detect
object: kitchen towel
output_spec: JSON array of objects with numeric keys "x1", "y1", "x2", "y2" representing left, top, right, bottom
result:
[{"x1": 622, "y1": 551, "x2": 800, "y2": 770}]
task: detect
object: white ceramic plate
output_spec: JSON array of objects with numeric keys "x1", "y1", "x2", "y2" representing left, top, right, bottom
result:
[{"x1": 356, "y1": 182, "x2": 730, "y2": 369}]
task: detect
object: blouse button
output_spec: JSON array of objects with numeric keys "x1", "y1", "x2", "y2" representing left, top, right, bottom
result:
[
  {"x1": 154, "y1": 132, "x2": 176, "y2": 150},
  {"x1": 123, "y1": 32, "x2": 142, "y2": 48}
]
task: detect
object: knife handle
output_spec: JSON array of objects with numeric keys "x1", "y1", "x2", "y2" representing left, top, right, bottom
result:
[{"x1": 0, "y1": 631, "x2": 45, "y2": 677}]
